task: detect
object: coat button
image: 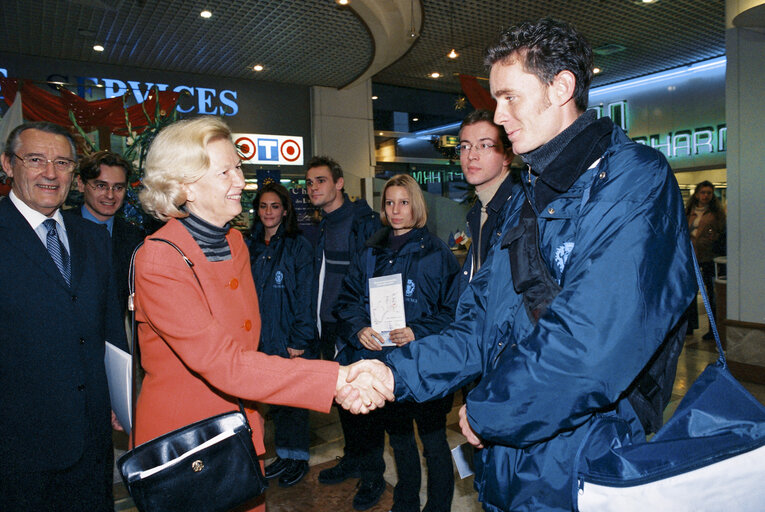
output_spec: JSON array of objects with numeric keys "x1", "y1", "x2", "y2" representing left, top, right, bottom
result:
[
  {"x1": 244, "y1": 320, "x2": 252, "y2": 331},
  {"x1": 599, "y1": 171, "x2": 607, "y2": 179},
  {"x1": 548, "y1": 207, "x2": 555, "y2": 214},
  {"x1": 229, "y1": 278, "x2": 239, "y2": 289},
  {"x1": 80, "y1": 337, "x2": 85, "y2": 345},
  {"x1": 71, "y1": 295, "x2": 77, "y2": 302},
  {"x1": 77, "y1": 384, "x2": 86, "y2": 391},
  {"x1": 463, "y1": 270, "x2": 468, "y2": 275}
]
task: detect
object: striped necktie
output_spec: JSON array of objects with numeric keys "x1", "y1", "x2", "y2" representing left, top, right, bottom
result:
[{"x1": 44, "y1": 218, "x2": 71, "y2": 286}]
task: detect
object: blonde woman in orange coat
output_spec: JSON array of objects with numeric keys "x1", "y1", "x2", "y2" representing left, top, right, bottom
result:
[{"x1": 134, "y1": 117, "x2": 392, "y2": 512}]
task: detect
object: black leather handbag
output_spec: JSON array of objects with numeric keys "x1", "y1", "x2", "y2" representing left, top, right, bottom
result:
[{"x1": 117, "y1": 238, "x2": 268, "y2": 512}]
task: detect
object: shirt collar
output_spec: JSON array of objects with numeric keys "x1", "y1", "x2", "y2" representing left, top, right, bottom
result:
[
  {"x1": 9, "y1": 190, "x2": 65, "y2": 231},
  {"x1": 81, "y1": 205, "x2": 114, "y2": 235}
]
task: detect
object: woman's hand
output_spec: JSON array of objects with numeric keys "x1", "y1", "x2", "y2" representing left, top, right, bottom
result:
[
  {"x1": 389, "y1": 327, "x2": 415, "y2": 347},
  {"x1": 357, "y1": 327, "x2": 385, "y2": 351},
  {"x1": 287, "y1": 347, "x2": 305, "y2": 358}
]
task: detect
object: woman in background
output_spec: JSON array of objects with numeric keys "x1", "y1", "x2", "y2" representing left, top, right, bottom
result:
[
  {"x1": 686, "y1": 180, "x2": 726, "y2": 339},
  {"x1": 248, "y1": 182, "x2": 316, "y2": 487},
  {"x1": 335, "y1": 174, "x2": 460, "y2": 512}
]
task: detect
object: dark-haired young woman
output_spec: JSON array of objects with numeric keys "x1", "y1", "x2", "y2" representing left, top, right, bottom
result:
[{"x1": 248, "y1": 182, "x2": 316, "y2": 487}]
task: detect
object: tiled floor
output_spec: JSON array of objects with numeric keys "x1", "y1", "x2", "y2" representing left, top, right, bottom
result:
[{"x1": 114, "y1": 312, "x2": 765, "y2": 511}]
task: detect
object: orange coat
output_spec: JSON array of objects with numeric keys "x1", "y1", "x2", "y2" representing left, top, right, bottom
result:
[{"x1": 134, "y1": 219, "x2": 338, "y2": 510}]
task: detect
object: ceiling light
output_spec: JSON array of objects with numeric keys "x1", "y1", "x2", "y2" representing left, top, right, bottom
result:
[
  {"x1": 593, "y1": 67, "x2": 602, "y2": 75},
  {"x1": 379, "y1": 132, "x2": 384, "y2": 136},
  {"x1": 430, "y1": 72, "x2": 441, "y2": 79},
  {"x1": 93, "y1": 44, "x2": 104, "y2": 52},
  {"x1": 412, "y1": 117, "x2": 419, "y2": 122},
  {"x1": 371, "y1": 95, "x2": 378, "y2": 100},
  {"x1": 253, "y1": 64, "x2": 264, "y2": 72},
  {"x1": 200, "y1": 10, "x2": 212, "y2": 18},
  {"x1": 336, "y1": 0, "x2": 349, "y2": 5},
  {"x1": 447, "y1": 49, "x2": 459, "y2": 59}
]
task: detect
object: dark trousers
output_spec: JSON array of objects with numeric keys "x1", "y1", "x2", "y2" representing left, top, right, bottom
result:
[
  {"x1": 384, "y1": 396, "x2": 454, "y2": 512},
  {"x1": 319, "y1": 320, "x2": 338, "y2": 361},
  {"x1": 338, "y1": 406, "x2": 386, "y2": 480},
  {"x1": 0, "y1": 424, "x2": 113, "y2": 512},
  {"x1": 272, "y1": 404, "x2": 310, "y2": 461},
  {"x1": 686, "y1": 260, "x2": 717, "y2": 331}
]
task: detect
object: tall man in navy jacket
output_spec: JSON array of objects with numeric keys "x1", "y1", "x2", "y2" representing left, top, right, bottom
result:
[
  {"x1": 0, "y1": 122, "x2": 126, "y2": 511},
  {"x1": 343, "y1": 19, "x2": 696, "y2": 511}
]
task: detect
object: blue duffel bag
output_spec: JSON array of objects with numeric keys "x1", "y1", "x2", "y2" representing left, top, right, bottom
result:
[{"x1": 574, "y1": 246, "x2": 765, "y2": 511}]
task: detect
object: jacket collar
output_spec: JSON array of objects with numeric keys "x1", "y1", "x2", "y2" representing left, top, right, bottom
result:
[{"x1": 366, "y1": 226, "x2": 427, "y2": 253}]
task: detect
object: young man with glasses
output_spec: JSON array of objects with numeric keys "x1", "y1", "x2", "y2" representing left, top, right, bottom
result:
[
  {"x1": 457, "y1": 109, "x2": 514, "y2": 292},
  {"x1": 0, "y1": 122, "x2": 126, "y2": 510},
  {"x1": 77, "y1": 150, "x2": 145, "y2": 315}
]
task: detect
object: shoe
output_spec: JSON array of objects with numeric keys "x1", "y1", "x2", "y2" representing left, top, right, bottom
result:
[
  {"x1": 278, "y1": 459, "x2": 309, "y2": 487},
  {"x1": 353, "y1": 477, "x2": 385, "y2": 511},
  {"x1": 318, "y1": 456, "x2": 360, "y2": 484},
  {"x1": 702, "y1": 331, "x2": 714, "y2": 340},
  {"x1": 264, "y1": 456, "x2": 289, "y2": 479}
]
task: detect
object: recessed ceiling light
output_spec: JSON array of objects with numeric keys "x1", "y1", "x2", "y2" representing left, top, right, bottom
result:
[
  {"x1": 371, "y1": 95, "x2": 378, "y2": 100},
  {"x1": 379, "y1": 132, "x2": 384, "y2": 136},
  {"x1": 336, "y1": 0, "x2": 349, "y2": 5},
  {"x1": 412, "y1": 117, "x2": 419, "y2": 122},
  {"x1": 430, "y1": 72, "x2": 441, "y2": 79},
  {"x1": 93, "y1": 44, "x2": 104, "y2": 52},
  {"x1": 200, "y1": 10, "x2": 212, "y2": 18},
  {"x1": 253, "y1": 64, "x2": 264, "y2": 72},
  {"x1": 593, "y1": 67, "x2": 602, "y2": 75},
  {"x1": 447, "y1": 49, "x2": 459, "y2": 59}
]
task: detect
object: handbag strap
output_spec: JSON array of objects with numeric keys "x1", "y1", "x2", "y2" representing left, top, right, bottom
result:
[
  {"x1": 128, "y1": 237, "x2": 251, "y2": 448},
  {"x1": 690, "y1": 240, "x2": 725, "y2": 366}
]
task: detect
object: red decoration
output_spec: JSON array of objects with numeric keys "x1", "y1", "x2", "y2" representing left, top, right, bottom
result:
[
  {"x1": 459, "y1": 74, "x2": 496, "y2": 111},
  {"x1": 0, "y1": 78, "x2": 181, "y2": 135}
]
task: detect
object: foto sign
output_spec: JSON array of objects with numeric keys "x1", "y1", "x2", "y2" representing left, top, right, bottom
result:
[{"x1": 232, "y1": 133, "x2": 304, "y2": 166}]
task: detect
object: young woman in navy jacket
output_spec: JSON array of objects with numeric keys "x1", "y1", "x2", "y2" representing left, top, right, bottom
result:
[
  {"x1": 248, "y1": 182, "x2": 316, "y2": 488},
  {"x1": 335, "y1": 174, "x2": 460, "y2": 512}
]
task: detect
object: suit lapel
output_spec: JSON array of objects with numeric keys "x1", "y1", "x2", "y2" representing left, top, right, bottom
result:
[{"x1": 0, "y1": 199, "x2": 71, "y2": 290}]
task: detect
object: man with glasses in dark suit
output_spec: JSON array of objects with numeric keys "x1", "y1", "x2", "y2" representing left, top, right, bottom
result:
[{"x1": 0, "y1": 122, "x2": 126, "y2": 511}]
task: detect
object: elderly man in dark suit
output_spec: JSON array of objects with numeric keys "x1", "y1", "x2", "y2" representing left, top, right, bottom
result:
[
  {"x1": 76, "y1": 150, "x2": 145, "y2": 315},
  {"x1": 0, "y1": 122, "x2": 126, "y2": 511}
]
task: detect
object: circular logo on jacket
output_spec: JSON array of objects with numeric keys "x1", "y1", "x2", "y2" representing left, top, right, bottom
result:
[
  {"x1": 275, "y1": 271, "x2": 284, "y2": 284},
  {"x1": 406, "y1": 279, "x2": 415, "y2": 297}
]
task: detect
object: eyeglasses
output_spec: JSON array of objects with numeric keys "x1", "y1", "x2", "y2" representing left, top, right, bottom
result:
[
  {"x1": 456, "y1": 143, "x2": 499, "y2": 156},
  {"x1": 12, "y1": 152, "x2": 76, "y2": 173},
  {"x1": 86, "y1": 181, "x2": 127, "y2": 193}
]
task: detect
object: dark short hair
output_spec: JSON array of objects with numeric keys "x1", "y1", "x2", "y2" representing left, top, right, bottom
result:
[
  {"x1": 306, "y1": 155, "x2": 343, "y2": 183},
  {"x1": 252, "y1": 182, "x2": 300, "y2": 237},
  {"x1": 4, "y1": 121, "x2": 78, "y2": 162},
  {"x1": 459, "y1": 109, "x2": 511, "y2": 150},
  {"x1": 78, "y1": 150, "x2": 132, "y2": 182},
  {"x1": 485, "y1": 18, "x2": 594, "y2": 112}
]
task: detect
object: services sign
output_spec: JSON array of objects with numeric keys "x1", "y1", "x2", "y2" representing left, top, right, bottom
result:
[{"x1": 232, "y1": 133, "x2": 304, "y2": 166}]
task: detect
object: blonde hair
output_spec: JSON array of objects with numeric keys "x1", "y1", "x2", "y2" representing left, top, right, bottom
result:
[
  {"x1": 139, "y1": 117, "x2": 233, "y2": 221},
  {"x1": 380, "y1": 174, "x2": 427, "y2": 229}
]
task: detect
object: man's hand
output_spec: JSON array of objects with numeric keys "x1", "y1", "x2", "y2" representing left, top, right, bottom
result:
[
  {"x1": 388, "y1": 327, "x2": 415, "y2": 347},
  {"x1": 459, "y1": 404, "x2": 483, "y2": 449},
  {"x1": 357, "y1": 327, "x2": 385, "y2": 351},
  {"x1": 111, "y1": 410, "x2": 124, "y2": 432},
  {"x1": 287, "y1": 347, "x2": 305, "y2": 358},
  {"x1": 335, "y1": 360, "x2": 395, "y2": 414}
]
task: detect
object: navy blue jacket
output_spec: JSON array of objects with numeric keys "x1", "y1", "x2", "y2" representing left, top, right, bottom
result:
[
  {"x1": 248, "y1": 223, "x2": 315, "y2": 357},
  {"x1": 335, "y1": 226, "x2": 460, "y2": 365},
  {"x1": 0, "y1": 199, "x2": 126, "y2": 474},
  {"x1": 313, "y1": 195, "x2": 380, "y2": 334},
  {"x1": 386, "y1": 120, "x2": 696, "y2": 511}
]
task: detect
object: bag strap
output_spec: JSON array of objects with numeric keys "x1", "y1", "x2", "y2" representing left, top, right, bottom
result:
[
  {"x1": 690, "y1": 241, "x2": 725, "y2": 366},
  {"x1": 128, "y1": 237, "x2": 251, "y2": 449}
]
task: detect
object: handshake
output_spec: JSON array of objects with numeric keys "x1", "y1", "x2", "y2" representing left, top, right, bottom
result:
[{"x1": 334, "y1": 360, "x2": 396, "y2": 414}]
